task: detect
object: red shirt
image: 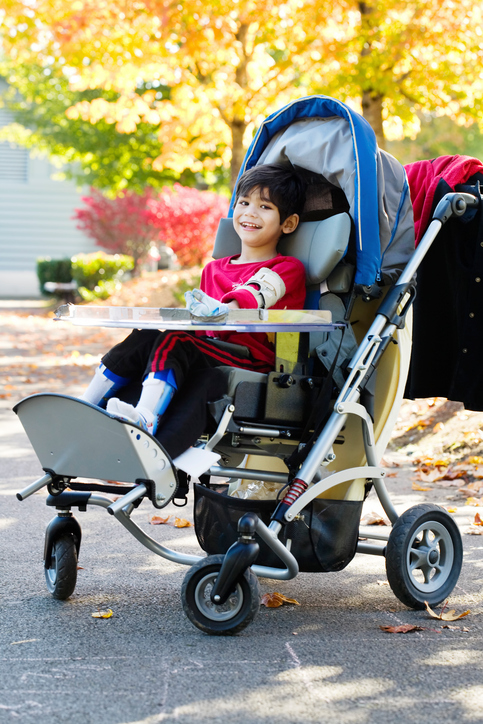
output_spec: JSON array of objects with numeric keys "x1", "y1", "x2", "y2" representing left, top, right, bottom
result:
[{"x1": 199, "y1": 254, "x2": 306, "y2": 367}]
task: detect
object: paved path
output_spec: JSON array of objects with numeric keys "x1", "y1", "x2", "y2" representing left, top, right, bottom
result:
[{"x1": 1, "y1": 309, "x2": 482, "y2": 724}]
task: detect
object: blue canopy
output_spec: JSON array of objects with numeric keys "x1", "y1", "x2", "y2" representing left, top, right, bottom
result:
[{"x1": 228, "y1": 96, "x2": 382, "y2": 286}]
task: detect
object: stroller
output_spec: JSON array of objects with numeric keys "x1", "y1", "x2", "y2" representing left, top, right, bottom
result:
[{"x1": 14, "y1": 96, "x2": 477, "y2": 635}]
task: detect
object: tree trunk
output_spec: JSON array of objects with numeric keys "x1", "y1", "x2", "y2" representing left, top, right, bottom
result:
[
  {"x1": 230, "y1": 119, "x2": 247, "y2": 191},
  {"x1": 361, "y1": 90, "x2": 385, "y2": 149}
]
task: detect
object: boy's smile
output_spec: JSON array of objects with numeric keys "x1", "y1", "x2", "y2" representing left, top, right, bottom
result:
[{"x1": 232, "y1": 186, "x2": 299, "y2": 263}]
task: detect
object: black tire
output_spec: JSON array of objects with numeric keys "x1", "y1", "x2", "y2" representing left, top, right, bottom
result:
[
  {"x1": 181, "y1": 554, "x2": 260, "y2": 635},
  {"x1": 385, "y1": 504, "x2": 463, "y2": 609},
  {"x1": 44, "y1": 535, "x2": 78, "y2": 600}
]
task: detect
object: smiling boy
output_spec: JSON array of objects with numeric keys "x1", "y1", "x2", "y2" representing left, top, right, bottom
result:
[{"x1": 81, "y1": 164, "x2": 307, "y2": 454}]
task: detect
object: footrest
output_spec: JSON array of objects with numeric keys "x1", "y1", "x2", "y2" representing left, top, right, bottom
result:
[{"x1": 14, "y1": 393, "x2": 178, "y2": 509}]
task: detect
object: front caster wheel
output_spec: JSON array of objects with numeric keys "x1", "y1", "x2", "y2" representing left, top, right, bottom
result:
[
  {"x1": 181, "y1": 554, "x2": 260, "y2": 635},
  {"x1": 44, "y1": 535, "x2": 78, "y2": 600},
  {"x1": 385, "y1": 504, "x2": 463, "y2": 609}
]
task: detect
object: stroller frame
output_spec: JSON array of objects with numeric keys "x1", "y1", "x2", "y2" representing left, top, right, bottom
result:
[{"x1": 14, "y1": 191, "x2": 476, "y2": 634}]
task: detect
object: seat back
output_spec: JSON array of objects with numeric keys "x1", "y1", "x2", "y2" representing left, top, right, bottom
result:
[{"x1": 213, "y1": 214, "x2": 352, "y2": 299}]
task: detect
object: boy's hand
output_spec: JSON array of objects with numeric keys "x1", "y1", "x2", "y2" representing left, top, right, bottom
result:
[{"x1": 184, "y1": 289, "x2": 229, "y2": 317}]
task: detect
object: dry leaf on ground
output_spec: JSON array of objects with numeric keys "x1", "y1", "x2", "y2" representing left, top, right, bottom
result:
[
  {"x1": 261, "y1": 592, "x2": 301, "y2": 608},
  {"x1": 467, "y1": 528, "x2": 483, "y2": 535},
  {"x1": 425, "y1": 601, "x2": 470, "y2": 621},
  {"x1": 174, "y1": 517, "x2": 192, "y2": 528},
  {"x1": 91, "y1": 609, "x2": 113, "y2": 619},
  {"x1": 412, "y1": 481, "x2": 432, "y2": 491},
  {"x1": 360, "y1": 511, "x2": 391, "y2": 526},
  {"x1": 474, "y1": 512, "x2": 483, "y2": 525},
  {"x1": 380, "y1": 624, "x2": 425, "y2": 634},
  {"x1": 465, "y1": 497, "x2": 483, "y2": 506},
  {"x1": 150, "y1": 515, "x2": 170, "y2": 525}
]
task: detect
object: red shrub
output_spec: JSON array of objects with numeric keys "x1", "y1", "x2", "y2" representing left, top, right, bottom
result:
[
  {"x1": 74, "y1": 185, "x2": 229, "y2": 269},
  {"x1": 147, "y1": 184, "x2": 229, "y2": 266}
]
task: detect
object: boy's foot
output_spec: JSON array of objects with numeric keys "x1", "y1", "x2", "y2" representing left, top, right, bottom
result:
[{"x1": 106, "y1": 398, "x2": 155, "y2": 435}]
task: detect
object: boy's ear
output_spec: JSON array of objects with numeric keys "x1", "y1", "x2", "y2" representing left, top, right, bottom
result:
[{"x1": 281, "y1": 213, "x2": 300, "y2": 234}]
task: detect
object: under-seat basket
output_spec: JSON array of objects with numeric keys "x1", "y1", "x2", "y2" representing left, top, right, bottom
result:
[{"x1": 193, "y1": 483, "x2": 363, "y2": 572}]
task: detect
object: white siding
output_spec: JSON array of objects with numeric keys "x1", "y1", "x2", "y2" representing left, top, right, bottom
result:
[{"x1": 0, "y1": 101, "x2": 98, "y2": 297}]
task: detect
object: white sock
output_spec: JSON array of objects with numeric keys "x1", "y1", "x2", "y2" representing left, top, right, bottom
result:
[
  {"x1": 106, "y1": 398, "x2": 156, "y2": 434},
  {"x1": 107, "y1": 374, "x2": 175, "y2": 435}
]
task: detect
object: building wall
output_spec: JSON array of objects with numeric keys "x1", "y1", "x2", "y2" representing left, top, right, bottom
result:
[{"x1": 0, "y1": 104, "x2": 98, "y2": 298}]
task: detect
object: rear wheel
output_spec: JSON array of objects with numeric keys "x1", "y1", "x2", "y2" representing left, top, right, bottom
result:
[
  {"x1": 181, "y1": 555, "x2": 260, "y2": 635},
  {"x1": 44, "y1": 535, "x2": 78, "y2": 600},
  {"x1": 385, "y1": 504, "x2": 463, "y2": 609}
]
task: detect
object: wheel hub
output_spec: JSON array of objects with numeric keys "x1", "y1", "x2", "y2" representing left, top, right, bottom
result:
[{"x1": 407, "y1": 519, "x2": 454, "y2": 593}]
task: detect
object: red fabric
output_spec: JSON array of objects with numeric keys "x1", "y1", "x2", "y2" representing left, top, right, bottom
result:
[
  {"x1": 405, "y1": 155, "x2": 483, "y2": 244},
  {"x1": 199, "y1": 253, "x2": 306, "y2": 366}
]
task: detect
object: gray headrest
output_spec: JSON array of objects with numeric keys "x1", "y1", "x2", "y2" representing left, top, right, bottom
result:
[{"x1": 212, "y1": 213, "x2": 351, "y2": 285}]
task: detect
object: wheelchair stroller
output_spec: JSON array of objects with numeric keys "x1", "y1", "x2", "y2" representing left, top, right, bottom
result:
[{"x1": 14, "y1": 96, "x2": 476, "y2": 635}]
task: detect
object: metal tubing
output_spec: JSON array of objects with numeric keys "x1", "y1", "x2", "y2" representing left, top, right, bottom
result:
[
  {"x1": 284, "y1": 466, "x2": 383, "y2": 522},
  {"x1": 209, "y1": 465, "x2": 289, "y2": 484},
  {"x1": 106, "y1": 483, "x2": 148, "y2": 515},
  {"x1": 358, "y1": 527, "x2": 390, "y2": 541},
  {"x1": 371, "y1": 478, "x2": 398, "y2": 524},
  {"x1": 204, "y1": 404, "x2": 234, "y2": 452},
  {"x1": 295, "y1": 408, "x2": 349, "y2": 487},
  {"x1": 88, "y1": 494, "x2": 203, "y2": 566},
  {"x1": 238, "y1": 427, "x2": 281, "y2": 437},
  {"x1": 356, "y1": 541, "x2": 386, "y2": 556},
  {"x1": 251, "y1": 517, "x2": 299, "y2": 580},
  {"x1": 16, "y1": 473, "x2": 52, "y2": 501}
]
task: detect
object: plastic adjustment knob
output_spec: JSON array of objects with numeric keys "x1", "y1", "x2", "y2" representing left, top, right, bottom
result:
[{"x1": 278, "y1": 374, "x2": 294, "y2": 388}]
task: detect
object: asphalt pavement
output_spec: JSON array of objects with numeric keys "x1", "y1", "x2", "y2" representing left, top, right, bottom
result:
[{"x1": 1, "y1": 306, "x2": 482, "y2": 724}]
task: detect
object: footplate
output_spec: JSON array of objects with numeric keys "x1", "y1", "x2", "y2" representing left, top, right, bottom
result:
[{"x1": 14, "y1": 393, "x2": 178, "y2": 509}]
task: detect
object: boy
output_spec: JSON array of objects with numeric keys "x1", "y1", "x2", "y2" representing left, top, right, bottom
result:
[{"x1": 81, "y1": 164, "x2": 307, "y2": 458}]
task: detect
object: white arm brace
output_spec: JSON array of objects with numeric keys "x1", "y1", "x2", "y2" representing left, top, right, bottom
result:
[{"x1": 234, "y1": 267, "x2": 286, "y2": 309}]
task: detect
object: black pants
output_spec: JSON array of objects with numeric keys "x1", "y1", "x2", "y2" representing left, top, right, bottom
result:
[{"x1": 102, "y1": 329, "x2": 268, "y2": 459}]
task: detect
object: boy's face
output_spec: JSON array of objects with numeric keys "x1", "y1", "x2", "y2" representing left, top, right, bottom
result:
[{"x1": 233, "y1": 186, "x2": 299, "y2": 256}]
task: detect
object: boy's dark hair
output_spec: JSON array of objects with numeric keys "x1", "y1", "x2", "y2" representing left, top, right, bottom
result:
[{"x1": 235, "y1": 163, "x2": 307, "y2": 223}]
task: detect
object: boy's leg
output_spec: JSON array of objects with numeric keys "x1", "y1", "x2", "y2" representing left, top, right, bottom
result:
[
  {"x1": 106, "y1": 331, "x2": 262, "y2": 434},
  {"x1": 155, "y1": 368, "x2": 229, "y2": 459},
  {"x1": 81, "y1": 330, "x2": 161, "y2": 407}
]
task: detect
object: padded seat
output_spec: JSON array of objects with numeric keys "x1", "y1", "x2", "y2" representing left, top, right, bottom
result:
[{"x1": 211, "y1": 213, "x2": 352, "y2": 413}]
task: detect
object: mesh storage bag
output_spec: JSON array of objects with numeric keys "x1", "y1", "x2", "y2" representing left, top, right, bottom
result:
[{"x1": 194, "y1": 483, "x2": 363, "y2": 572}]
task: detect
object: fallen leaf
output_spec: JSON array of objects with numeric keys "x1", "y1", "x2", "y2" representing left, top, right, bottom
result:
[
  {"x1": 261, "y1": 592, "x2": 301, "y2": 608},
  {"x1": 412, "y1": 481, "x2": 432, "y2": 491},
  {"x1": 416, "y1": 470, "x2": 444, "y2": 483},
  {"x1": 360, "y1": 511, "x2": 391, "y2": 526},
  {"x1": 424, "y1": 601, "x2": 470, "y2": 621},
  {"x1": 474, "y1": 512, "x2": 483, "y2": 525},
  {"x1": 433, "y1": 422, "x2": 445, "y2": 432},
  {"x1": 91, "y1": 609, "x2": 113, "y2": 619},
  {"x1": 174, "y1": 517, "x2": 192, "y2": 528},
  {"x1": 150, "y1": 515, "x2": 170, "y2": 525},
  {"x1": 446, "y1": 507, "x2": 457, "y2": 513},
  {"x1": 465, "y1": 497, "x2": 483, "y2": 506},
  {"x1": 466, "y1": 527, "x2": 483, "y2": 535},
  {"x1": 380, "y1": 624, "x2": 425, "y2": 634},
  {"x1": 377, "y1": 580, "x2": 390, "y2": 586}
]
